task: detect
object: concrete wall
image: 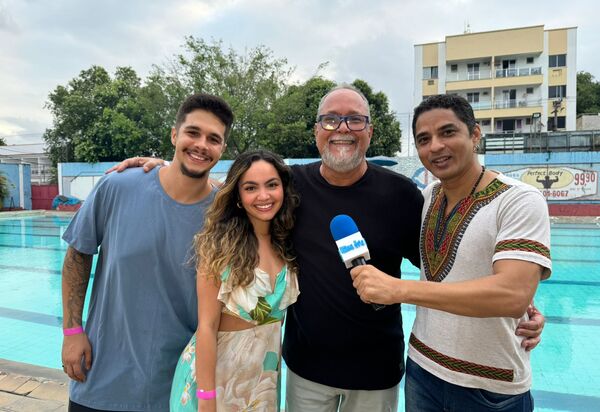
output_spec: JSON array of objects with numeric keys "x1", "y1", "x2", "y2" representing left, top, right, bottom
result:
[
  {"x1": 59, "y1": 153, "x2": 600, "y2": 215},
  {"x1": 59, "y1": 159, "x2": 315, "y2": 200},
  {"x1": 577, "y1": 114, "x2": 600, "y2": 130},
  {"x1": 0, "y1": 163, "x2": 32, "y2": 209},
  {"x1": 58, "y1": 162, "x2": 118, "y2": 201}
]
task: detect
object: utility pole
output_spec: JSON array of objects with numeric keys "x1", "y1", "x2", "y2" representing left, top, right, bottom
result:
[{"x1": 551, "y1": 99, "x2": 563, "y2": 131}]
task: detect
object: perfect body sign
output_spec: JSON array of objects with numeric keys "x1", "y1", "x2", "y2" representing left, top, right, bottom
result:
[
  {"x1": 505, "y1": 167, "x2": 598, "y2": 200},
  {"x1": 335, "y1": 232, "x2": 371, "y2": 268}
]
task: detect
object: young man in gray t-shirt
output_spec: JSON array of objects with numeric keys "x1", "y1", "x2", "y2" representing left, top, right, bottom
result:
[{"x1": 60, "y1": 93, "x2": 233, "y2": 412}]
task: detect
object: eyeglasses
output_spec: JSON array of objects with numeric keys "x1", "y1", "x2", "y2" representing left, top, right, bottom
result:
[{"x1": 317, "y1": 114, "x2": 370, "y2": 131}]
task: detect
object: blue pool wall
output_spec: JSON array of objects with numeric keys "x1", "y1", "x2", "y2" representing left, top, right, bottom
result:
[
  {"x1": 57, "y1": 152, "x2": 600, "y2": 205},
  {"x1": 0, "y1": 163, "x2": 32, "y2": 210}
]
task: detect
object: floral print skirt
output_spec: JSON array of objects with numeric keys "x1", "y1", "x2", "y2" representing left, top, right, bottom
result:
[{"x1": 170, "y1": 322, "x2": 282, "y2": 411}]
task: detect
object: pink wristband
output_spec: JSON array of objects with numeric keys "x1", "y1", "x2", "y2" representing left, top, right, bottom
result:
[
  {"x1": 196, "y1": 389, "x2": 216, "y2": 400},
  {"x1": 63, "y1": 326, "x2": 84, "y2": 336}
]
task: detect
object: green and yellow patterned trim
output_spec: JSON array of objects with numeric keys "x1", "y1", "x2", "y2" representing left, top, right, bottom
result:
[
  {"x1": 495, "y1": 239, "x2": 550, "y2": 259},
  {"x1": 409, "y1": 333, "x2": 514, "y2": 382},
  {"x1": 421, "y1": 179, "x2": 509, "y2": 282}
]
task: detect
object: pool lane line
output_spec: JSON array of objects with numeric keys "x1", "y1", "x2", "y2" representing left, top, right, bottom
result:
[
  {"x1": 0, "y1": 231, "x2": 63, "y2": 238},
  {"x1": 0, "y1": 265, "x2": 95, "y2": 278},
  {"x1": 543, "y1": 316, "x2": 600, "y2": 326},
  {"x1": 543, "y1": 280, "x2": 600, "y2": 287},
  {"x1": 532, "y1": 389, "x2": 600, "y2": 411},
  {"x1": 550, "y1": 244, "x2": 600, "y2": 248},
  {"x1": 0, "y1": 307, "x2": 63, "y2": 327},
  {"x1": 0, "y1": 265, "x2": 62, "y2": 275},
  {"x1": 551, "y1": 233, "x2": 600, "y2": 238},
  {"x1": 551, "y1": 258, "x2": 600, "y2": 263},
  {"x1": 0, "y1": 243, "x2": 67, "y2": 252},
  {"x1": 0, "y1": 221, "x2": 70, "y2": 228},
  {"x1": 2, "y1": 306, "x2": 599, "y2": 329}
]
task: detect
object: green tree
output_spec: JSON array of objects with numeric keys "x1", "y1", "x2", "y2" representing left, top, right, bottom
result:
[
  {"x1": 43, "y1": 66, "x2": 171, "y2": 165},
  {"x1": 264, "y1": 77, "x2": 401, "y2": 158},
  {"x1": 266, "y1": 77, "x2": 335, "y2": 158},
  {"x1": 577, "y1": 71, "x2": 600, "y2": 115},
  {"x1": 155, "y1": 37, "x2": 294, "y2": 157},
  {"x1": 0, "y1": 171, "x2": 14, "y2": 206},
  {"x1": 352, "y1": 79, "x2": 402, "y2": 156},
  {"x1": 42, "y1": 39, "x2": 401, "y2": 163}
]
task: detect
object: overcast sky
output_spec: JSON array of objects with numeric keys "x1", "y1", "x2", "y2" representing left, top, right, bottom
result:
[{"x1": 1, "y1": 0, "x2": 599, "y2": 145}]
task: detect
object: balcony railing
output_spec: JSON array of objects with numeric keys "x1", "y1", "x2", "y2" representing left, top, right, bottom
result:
[
  {"x1": 493, "y1": 98, "x2": 542, "y2": 110},
  {"x1": 482, "y1": 131, "x2": 600, "y2": 153},
  {"x1": 446, "y1": 70, "x2": 492, "y2": 82},
  {"x1": 469, "y1": 101, "x2": 493, "y2": 111},
  {"x1": 495, "y1": 66, "x2": 542, "y2": 78},
  {"x1": 446, "y1": 66, "x2": 542, "y2": 82}
]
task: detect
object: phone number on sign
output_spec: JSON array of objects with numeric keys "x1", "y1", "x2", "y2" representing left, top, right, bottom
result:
[{"x1": 542, "y1": 190, "x2": 569, "y2": 197}]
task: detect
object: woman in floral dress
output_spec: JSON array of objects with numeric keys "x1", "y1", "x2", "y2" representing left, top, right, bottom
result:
[{"x1": 170, "y1": 150, "x2": 300, "y2": 412}]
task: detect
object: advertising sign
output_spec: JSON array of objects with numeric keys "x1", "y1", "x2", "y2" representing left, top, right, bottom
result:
[{"x1": 504, "y1": 167, "x2": 598, "y2": 200}]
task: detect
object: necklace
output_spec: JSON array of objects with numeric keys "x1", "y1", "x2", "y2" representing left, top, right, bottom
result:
[
  {"x1": 433, "y1": 165, "x2": 486, "y2": 250},
  {"x1": 469, "y1": 165, "x2": 486, "y2": 197}
]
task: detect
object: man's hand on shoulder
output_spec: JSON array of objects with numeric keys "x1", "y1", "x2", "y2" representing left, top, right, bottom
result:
[
  {"x1": 105, "y1": 157, "x2": 167, "y2": 174},
  {"x1": 516, "y1": 303, "x2": 545, "y2": 351}
]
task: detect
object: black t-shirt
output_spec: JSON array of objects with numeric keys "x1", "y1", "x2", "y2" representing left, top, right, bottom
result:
[{"x1": 283, "y1": 161, "x2": 423, "y2": 390}]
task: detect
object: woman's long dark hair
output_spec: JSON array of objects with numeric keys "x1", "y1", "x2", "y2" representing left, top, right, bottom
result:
[{"x1": 194, "y1": 150, "x2": 299, "y2": 286}]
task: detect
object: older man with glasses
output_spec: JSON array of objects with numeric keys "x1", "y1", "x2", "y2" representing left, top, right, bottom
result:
[{"x1": 282, "y1": 85, "x2": 422, "y2": 411}]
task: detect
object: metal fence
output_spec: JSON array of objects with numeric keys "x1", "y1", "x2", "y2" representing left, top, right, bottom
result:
[{"x1": 481, "y1": 131, "x2": 600, "y2": 153}]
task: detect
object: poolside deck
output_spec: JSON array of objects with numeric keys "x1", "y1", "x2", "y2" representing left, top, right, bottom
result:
[{"x1": 0, "y1": 359, "x2": 68, "y2": 411}]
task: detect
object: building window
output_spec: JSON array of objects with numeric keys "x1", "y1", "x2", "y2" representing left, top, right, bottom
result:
[
  {"x1": 548, "y1": 116, "x2": 566, "y2": 130},
  {"x1": 548, "y1": 85, "x2": 567, "y2": 98},
  {"x1": 423, "y1": 66, "x2": 438, "y2": 79},
  {"x1": 467, "y1": 63, "x2": 480, "y2": 80},
  {"x1": 526, "y1": 87, "x2": 534, "y2": 94},
  {"x1": 549, "y1": 54, "x2": 567, "y2": 68},
  {"x1": 481, "y1": 119, "x2": 491, "y2": 126},
  {"x1": 496, "y1": 120, "x2": 503, "y2": 130},
  {"x1": 526, "y1": 57, "x2": 534, "y2": 64},
  {"x1": 450, "y1": 64, "x2": 458, "y2": 72},
  {"x1": 516, "y1": 119, "x2": 522, "y2": 129},
  {"x1": 467, "y1": 92, "x2": 480, "y2": 103}
]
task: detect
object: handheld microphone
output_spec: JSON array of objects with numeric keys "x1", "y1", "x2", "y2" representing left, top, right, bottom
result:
[{"x1": 329, "y1": 214, "x2": 385, "y2": 311}]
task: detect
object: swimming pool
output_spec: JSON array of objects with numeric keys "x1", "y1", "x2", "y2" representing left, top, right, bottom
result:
[{"x1": 1, "y1": 214, "x2": 598, "y2": 411}]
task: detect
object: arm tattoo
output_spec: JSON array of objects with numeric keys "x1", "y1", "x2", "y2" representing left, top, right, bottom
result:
[{"x1": 62, "y1": 247, "x2": 93, "y2": 328}]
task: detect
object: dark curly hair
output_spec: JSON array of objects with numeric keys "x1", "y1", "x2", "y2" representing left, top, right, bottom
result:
[
  {"x1": 194, "y1": 149, "x2": 299, "y2": 286},
  {"x1": 412, "y1": 94, "x2": 477, "y2": 138}
]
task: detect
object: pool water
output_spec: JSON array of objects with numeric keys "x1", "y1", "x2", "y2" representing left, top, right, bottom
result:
[{"x1": 0, "y1": 215, "x2": 598, "y2": 411}]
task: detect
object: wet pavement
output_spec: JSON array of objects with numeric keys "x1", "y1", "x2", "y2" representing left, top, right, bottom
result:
[{"x1": 0, "y1": 359, "x2": 68, "y2": 411}]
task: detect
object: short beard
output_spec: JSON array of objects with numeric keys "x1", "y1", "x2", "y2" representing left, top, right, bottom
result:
[
  {"x1": 320, "y1": 144, "x2": 364, "y2": 173},
  {"x1": 179, "y1": 163, "x2": 208, "y2": 179}
]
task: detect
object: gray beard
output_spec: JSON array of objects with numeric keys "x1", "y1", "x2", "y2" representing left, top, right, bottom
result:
[
  {"x1": 180, "y1": 163, "x2": 208, "y2": 179},
  {"x1": 320, "y1": 145, "x2": 364, "y2": 173}
]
